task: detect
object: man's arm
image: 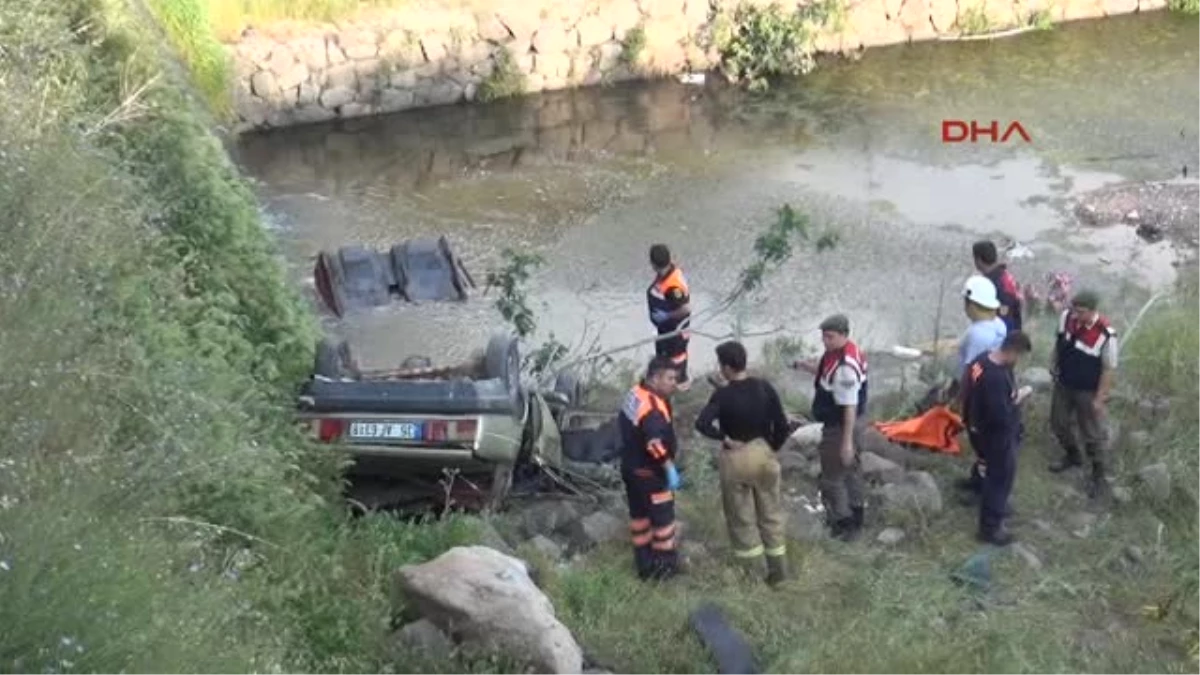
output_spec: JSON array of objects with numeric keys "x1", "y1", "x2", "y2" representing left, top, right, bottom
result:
[
  {"x1": 642, "y1": 411, "x2": 676, "y2": 469},
  {"x1": 665, "y1": 287, "x2": 691, "y2": 321},
  {"x1": 976, "y1": 370, "x2": 1012, "y2": 434},
  {"x1": 831, "y1": 365, "x2": 862, "y2": 465},
  {"x1": 763, "y1": 381, "x2": 790, "y2": 450},
  {"x1": 694, "y1": 393, "x2": 724, "y2": 442},
  {"x1": 1097, "y1": 334, "x2": 1118, "y2": 403},
  {"x1": 1050, "y1": 310, "x2": 1067, "y2": 376}
]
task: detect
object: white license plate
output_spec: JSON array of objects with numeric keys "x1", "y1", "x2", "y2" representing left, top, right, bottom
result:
[{"x1": 347, "y1": 421, "x2": 423, "y2": 441}]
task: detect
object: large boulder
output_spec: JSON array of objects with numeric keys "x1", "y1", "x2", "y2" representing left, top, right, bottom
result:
[
  {"x1": 518, "y1": 499, "x2": 586, "y2": 538},
  {"x1": 562, "y1": 511, "x2": 625, "y2": 553},
  {"x1": 876, "y1": 471, "x2": 943, "y2": 515},
  {"x1": 786, "y1": 423, "x2": 824, "y2": 457},
  {"x1": 395, "y1": 546, "x2": 584, "y2": 674},
  {"x1": 1136, "y1": 463, "x2": 1171, "y2": 502},
  {"x1": 860, "y1": 451, "x2": 904, "y2": 484},
  {"x1": 1022, "y1": 367, "x2": 1055, "y2": 392}
]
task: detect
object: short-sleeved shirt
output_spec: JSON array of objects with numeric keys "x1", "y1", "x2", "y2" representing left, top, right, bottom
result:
[
  {"x1": 958, "y1": 318, "x2": 1007, "y2": 379},
  {"x1": 830, "y1": 364, "x2": 863, "y2": 407}
]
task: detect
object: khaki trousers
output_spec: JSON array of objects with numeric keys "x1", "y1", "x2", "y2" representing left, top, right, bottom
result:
[{"x1": 717, "y1": 439, "x2": 787, "y2": 559}]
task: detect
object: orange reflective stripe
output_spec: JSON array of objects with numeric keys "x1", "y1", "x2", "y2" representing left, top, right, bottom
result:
[
  {"x1": 629, "y1": 518, "x2": 651, "y2": 532},
  {"x1": 630, "y1": 386, "x2": 672, "y2": 423},
  {"x1": 647, "y1": 438, "x2": 668, "y2": 461},
  {"x1": 653, "y1": 524, "x2": 676, "y2": 540},
  {"x1": 651, "y1": 538, "x2": 677, "y2": 551},
  {"x1": 656, "y1": 267, "x2": 689, "y2": 297},
  {"x1": 650, "y1": 491, "x2": 674, "y2": 505},
  {"x1": 632, "y1": 532, "x2": 653, "y2": 546},
  {"x1": 670, "y1": 352, "x2": 688, "y2": 364}
]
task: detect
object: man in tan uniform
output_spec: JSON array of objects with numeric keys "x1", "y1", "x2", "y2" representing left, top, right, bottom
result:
[{"x1": 694, "y1": 341, "x2": 791, "y2": 586}]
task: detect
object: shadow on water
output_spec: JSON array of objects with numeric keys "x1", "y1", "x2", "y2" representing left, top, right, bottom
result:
[{"x1": 236, "y1": 13, "x2": 1198, "y2": 373}]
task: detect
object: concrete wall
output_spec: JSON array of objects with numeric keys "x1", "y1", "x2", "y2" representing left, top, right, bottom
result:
[{"x1": 229, "y1": 0, "x2": 1164, "y2": 133}]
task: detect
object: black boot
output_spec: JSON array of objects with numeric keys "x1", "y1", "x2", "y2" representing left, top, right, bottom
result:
[
  {"x1": 833, "y1": 517, "x2": 861, "y2": 542},
  {"x1": 851, "y1": 505, "x2": 865, "y2": 529},
  {"x1": 977, "y1": 526, "x2": 1015, "y2": 546},
  {"x1": 1087, "y1": 464, "x2": 1112, "y2": 502},
  {"x1": 1049, "y1": 451, "x2": 1082, "y2": 473},
  {"x1": 765, "y1": 555, "x2": 789, "y2": 587}
]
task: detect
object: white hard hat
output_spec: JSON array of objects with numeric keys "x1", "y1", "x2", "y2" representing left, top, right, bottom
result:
[{"x1": 963, "y1": 275, "x2": 1000, "y2": 310}]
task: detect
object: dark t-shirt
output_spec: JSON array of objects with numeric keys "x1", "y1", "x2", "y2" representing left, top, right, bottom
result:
[
  {"x1": 694, "y1": 377, "x2": 790, "y2": 450},
  {"x1": 962, "y1": 353, "x2": 1019, "y2": 443}
]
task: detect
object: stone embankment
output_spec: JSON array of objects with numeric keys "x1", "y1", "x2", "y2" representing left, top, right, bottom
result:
[{"x1": 229, "y1": 0, "x2": 1168, "y2": 133}]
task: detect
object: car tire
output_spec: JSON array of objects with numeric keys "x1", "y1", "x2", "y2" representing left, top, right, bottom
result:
[
  {"x1": 553, "y1": 370, "x2": 584, "y2": 408},
  {"x1": 485, "y1": 333, "x2": 522, "y2": 415},
  {"x1": 314, "y1": 338, "x2": 355, "y2": 379},
  {"x1": 314, "y1": 251, "x2": 349, "y2": 317},
  {"x1": 485, "y1": 462, "x2": 515, "y2": 513}
]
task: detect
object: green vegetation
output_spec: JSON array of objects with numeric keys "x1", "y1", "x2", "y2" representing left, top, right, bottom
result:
[
  {"x1": 477, "y1": 46, "x2": 527, "y2": 103},
  {"x1": 145, "y1": 0, "x2": 235, "y2": 115},
  {"x1": 714, "y1": 1, "x2": 843, "y2": 92},
  {"x1": 620, "y1": 24, "x2": 647, "y2": 66},
  {"x1": 1026, "y1": 7, "x2": 1056, "y2": 30},
  {"x1": 1167, "y1": 0, "x2": 1199, "y2": 13},
  {"x1": 957, "y1": 4, "x2": 994, "y2": 34}
]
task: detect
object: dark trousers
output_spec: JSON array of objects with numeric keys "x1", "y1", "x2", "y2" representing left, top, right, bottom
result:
[
  {"x1": 622, "y1": 466, "x2": 679, "y2": 580},
  {"x1": 655, "y1": 331, "x2": 689, "y2": 382},
  {"x1": 817, "y1": 423, "x2": 865, "y2": 522},
  {"x1": 974, "y1": 432, "x2": 1017, "y2": 534},
  {"x1": 1050, "y1": 384, "x2": 1108, "y2": 471}
]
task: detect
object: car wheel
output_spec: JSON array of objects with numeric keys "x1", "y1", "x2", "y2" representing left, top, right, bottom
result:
[
  {"x1": 314, "y1": 338, "x2": 355, "y2": 379},
  {"x1": 314, "y1": 251, "x2": 349, "y2": 317},
  {"x1": 485, "y1": 333, "x2": 522, "y2": 414},
  {"x1": 485, "y1": 462, "x2": 515, "y2": 513},
  {"x1": 553, "y1": 369, "x2": 585, "y2": 408}
]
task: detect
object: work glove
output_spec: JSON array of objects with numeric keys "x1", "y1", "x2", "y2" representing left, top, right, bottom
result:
[
  {"x1": 665, "y1": 464, "x2": 683, "y2": 492},
  {"x1": 650, "y1": 309, "x2": 670, "y2": 325}
]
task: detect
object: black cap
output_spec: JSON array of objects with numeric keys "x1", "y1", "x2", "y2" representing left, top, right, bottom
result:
[
  {"x1": 1071, "y1": 289, "x2": 1100, "y2": 310},
  {"x1": 819, "y1": 313, "x2": 850, "y2": 334}
]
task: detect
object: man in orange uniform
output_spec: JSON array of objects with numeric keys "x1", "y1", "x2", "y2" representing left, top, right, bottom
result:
[
  {"x1": 647, "y1": 244, "x2": 693, "y2": 389},
  {"x1": 618, "y1": 356, "x2": 683, "y2": 581}
]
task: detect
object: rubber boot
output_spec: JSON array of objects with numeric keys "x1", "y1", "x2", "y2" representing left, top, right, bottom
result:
[
  {"x1": 834, "y1": 517, "x2": 861, "y2": 542},
  {"x1": 977, "y1": 526, "x2": 1015, "y2": 546},
  {"x1": 765, "y1": 555, "x2": 789, "y2": 587},
  {"x1": 1086, "y1": 463, "x2": 1112, "y2": 503},
  {"x1": 851, "y1": 505, "x2": 865, "y2": 529}
]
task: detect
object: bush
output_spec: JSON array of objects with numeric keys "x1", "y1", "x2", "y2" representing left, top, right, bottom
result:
[
  {"x1": 715, "y1": 1, "x2": 841, "y2": 91},
  {"x1": 477, "y1": 47, "x2": 527, "y2": 103}
]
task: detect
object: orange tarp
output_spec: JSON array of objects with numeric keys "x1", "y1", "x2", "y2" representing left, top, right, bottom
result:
[{"x1": 872, "y1": 405, "x2": 965, "y2": 455}]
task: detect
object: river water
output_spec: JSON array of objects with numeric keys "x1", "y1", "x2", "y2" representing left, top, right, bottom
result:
[{"x1": 236, "y1": 12, "x2": 1199, "y2": 375}]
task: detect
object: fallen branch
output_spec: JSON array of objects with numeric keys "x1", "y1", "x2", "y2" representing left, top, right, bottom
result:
[{"x1": 141, "y1": 516, "x2": 281, "y2": 549}]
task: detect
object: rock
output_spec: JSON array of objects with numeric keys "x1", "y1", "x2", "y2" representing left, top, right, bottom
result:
[
  {"x1": 396, "y1": 546, "x2": 583, "y2": 674},
  {"x1": 1136, "y1": 463, "x2": 1171, "y2": 502},
  {"x1": 379, "y1": 88, "x2": 416, "y2": 113},
  {"x1": 340, "y1": 102, "x2": 374, "y2": 118},
  {"x1": 518, "y1": 499, "x2": 585, "y2": 539},
  {"x1": 858, "y1": 426, "x2": 913, "y2": 465},
  {"x1": 1032, "y1": 518, "x2": 1058, "y2": 536},
  {"x1": 326, "y1": 37, "x2": 347, "y2": 65},
  {"x1": 563, "y1": 511, "x2": 625, "y2": 553},
  {"x1": 296, "y1": 81, "x2": 319, "y2": 106},
  {"x1": 786, "y1": 500, "x2": 828, "y2": 541},
  {"x1": 786, "y1": 423, "x2": 824, "y2": 454},
  {"x1": 325, "y1": 62, "x2": 358, "y2": 89},
  {"x1": 860, "y1": 452, "x2": 904, "y2": 484},
  {"x1": 294, "y1": 37, "x2": 328, "y2": 71},
  {"x1": 395, "y1": 618, "x2": 454, "y2": 656},
  {"x1": 877, "y1": 471, "x2": 943, "y2": 515},
  {"x1": 1022, "y1": 367, "x2": 1054, "y2": 392},
  {"x1": 342, "y1": 32, "x2": 380, "y2": 60},
  {"x1": 250, "y1": 70, "x2": 279, "y2": 98},
  {"x1": 777, "y1": 449, "x2": 810, "y2": 475},
  {"x1": 527, "y1": 535, "x2": 565, "y2": 560},
  {"x1": 804, "y1": 462, "x2": 822, "y2": 480},
  {"x1": 876, "y1": 527, "x2": 906, "y2": 545},
  {"x1": 266, "y1": 46, "x2": 296, "y2": 77},
  {"x1": 1122, "y1": 545, "x2": 1145, "y2": 567},
  {"x1": 1112, "y1": 485, "x2": 1133, "y2": 504},
  {"x1": 292, "y1": 105, "x2": 337, "y2": 125},
  {"x1": 275, "y1": 62, "x2": 310, "y2": 91},
  {"x1": 474, "y1": 518, "x2": 517, "y2": 556},
  {"x1": 476, "y1": 11, "x2": 514, "y2": 43},
  {"x1": 417, "y1": 81, "x2": 464, "y2": 106},
  {"x1": 1011, "y1": 542, "x2": 1043, "y2": 571},
  {"x1": 1065, "y1": 511, "x2": 1098, "y2": 538},
  {"x1": 319, "y1": 86, "x2": 356, "y2": 109},
  {"x1": 576, "y1": 16, "x2": 613, "y2": 47}
]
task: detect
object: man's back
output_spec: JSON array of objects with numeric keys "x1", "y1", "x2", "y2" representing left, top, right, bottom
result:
[
  {"x1": 963, "y1": 354, "x2": 1017, "y2": 436},
  {"x1": 958, "y1": 318, "x2": 1007, "y2": 378},
  {"x1": 699, "y1": 377, "x2": 790, "y2": 449}
]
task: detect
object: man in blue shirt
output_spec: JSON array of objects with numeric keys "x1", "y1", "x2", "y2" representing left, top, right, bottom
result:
[
  {"x1": 955, "y1": 275, "x2": 1009, "y2": 496},
  {"x1": 962, "y1": 331, "x2": 1033, "y2": 546}
]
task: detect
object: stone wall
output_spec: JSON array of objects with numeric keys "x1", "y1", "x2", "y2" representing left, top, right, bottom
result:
[{"x1": 229, "y1": 0, "x2": 1165, "y2": 133}]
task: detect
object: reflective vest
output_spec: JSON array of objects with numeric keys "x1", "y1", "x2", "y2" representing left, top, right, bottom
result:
[
  {"x1": 811, "y1": 341, "x2": 868, "y2": 426},
  {"x1": 647, "y1": 266, "x2": 691, "y2": 337},
  {"x1": 985, "y1": 264, "x2": 1023, "y2": 332},
  {"x1": 618, "y1": 383, "x2": 677, "y2": 470},
  {"x1": 1055, "y1": 310, "x2": 1114, "y2": 392}
]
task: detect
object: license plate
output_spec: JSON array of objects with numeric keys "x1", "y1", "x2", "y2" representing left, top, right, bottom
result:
[{"x1": 347, "y1": 421, "x2": 423, "y2": 441}]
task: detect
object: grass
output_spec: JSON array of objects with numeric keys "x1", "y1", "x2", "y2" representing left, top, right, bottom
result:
[
  {"x1": 476, "y1": 46, "x2": 526, "y2": 103},
  {"x1": 957, "y1": 3, "x2": 994, "y2": 35},
  {"x1": 1167, "y1": 0, "x2": 1199, "y2": 13},
  {"x1": 619, "y1": 24, "x2": 646, "y2": 66},
  {"x1": 1026, "y1": 7, "x2": 1056, "y2": 30}
]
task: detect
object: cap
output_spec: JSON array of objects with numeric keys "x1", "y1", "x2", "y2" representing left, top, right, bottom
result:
[
  {"x1": 963, "y1": 275, "x2": 1000, "y2": 310},
  {"x1": 1071, "y1": 289, "x2": 1100, "y2": 310},
  {"x1": 819, "y1": 314, "x2": 850, "y2": 334}
]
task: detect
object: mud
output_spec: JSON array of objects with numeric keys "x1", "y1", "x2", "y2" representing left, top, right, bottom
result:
[{"x1": 1074, "y1": 180, "x2": 1199, "y2": 248}]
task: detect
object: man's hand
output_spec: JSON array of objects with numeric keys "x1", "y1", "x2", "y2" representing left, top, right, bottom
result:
[
  {"x1": 664, "y1": 462, "x2": 683, "y2": 491},
  {"x1": 1015, "y1": 385, "x2": 1033, "y2": 406},
  {"x1": 791, "y1": 359, "x2": 817, "y2": 374},
  {"x1": 1093, "y1": 395, "x2": 1107, "y2": 415},
  {"x1": 722, "y1": 437, "x2": 745, "y2": 451},
  {"x1": 840, "y1": 443, "x2": 854, "y2": 468},
  {"x1": 651, "y1": 309, "x2": 670, "y2": 325}
]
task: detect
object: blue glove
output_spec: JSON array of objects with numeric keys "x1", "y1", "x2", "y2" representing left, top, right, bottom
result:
[
  {"x1": 651, "y1": 309, "x2": 670, "y2": 325},
  {"x1": 665, "y1": 464, "x2": 682, "y2": 492}
]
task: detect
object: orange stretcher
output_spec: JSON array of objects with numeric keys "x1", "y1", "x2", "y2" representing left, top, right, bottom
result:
[{"x1": 872, "y1": 404, "x2": 965, "y2": 455}]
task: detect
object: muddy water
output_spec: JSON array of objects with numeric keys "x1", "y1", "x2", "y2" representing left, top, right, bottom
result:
[{"x1": 236, "y1": 12, "x2": 1199, "y2": 376}]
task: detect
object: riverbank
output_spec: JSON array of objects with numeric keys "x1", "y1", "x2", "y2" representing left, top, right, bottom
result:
[{"x1": 152, "y1": 0, "x2": 1179, "y2": 132}]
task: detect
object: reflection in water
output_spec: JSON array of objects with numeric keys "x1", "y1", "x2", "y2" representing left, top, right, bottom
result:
[{"x1": 236, "y1": 13, "x2": 1198, "y2": 374}]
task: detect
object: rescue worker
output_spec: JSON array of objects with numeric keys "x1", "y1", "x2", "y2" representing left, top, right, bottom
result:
[
  {"x1": 647, "y1": 244, "x2": 692, "y2": 389},
  {"x1": 955, "y1": 275, "x2": 1009, "y2": 495},
  {"x1": 791, "y1": 314, "x2": 867, "y2": 541},
  {"x1": 961, "y1": 331, "x2": 1033, "y2": 546},
  {"x1": 618, "y1": 355, "x2": 683, "y2": 581},
  {"x1": 973, "y1": 240, "x2": 1024, "y2": 333},
  {"x1": 694, "y1": 341, "x2": 790, "y2": 586},
  {"x1": 1048, "y1": 290, "x2": 1118, "y2": 500}
]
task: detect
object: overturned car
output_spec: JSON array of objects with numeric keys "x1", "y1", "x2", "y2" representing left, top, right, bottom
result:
[
  {"x1": 313, "y1": 236, "x2": 476, "y2": 317},
  {"x1": 296, "y1": 333, "x2": 616, "y2": 510}
]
